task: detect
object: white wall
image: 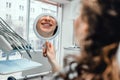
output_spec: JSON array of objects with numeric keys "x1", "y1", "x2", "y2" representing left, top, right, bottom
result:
[
  {"x1": 117, "y1": 44, "x2": 120, "y2": 65},
  {"x1": 60, "y1": 2, "x2": 74, "y2": 66},
  {"x1": 61, "y1": 4, "x2": 73, "y2": 47}
]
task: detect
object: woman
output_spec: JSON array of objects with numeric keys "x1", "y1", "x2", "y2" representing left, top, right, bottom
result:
[{"x1": 43, "y1": 0, "x2": 120, "y2": 80}]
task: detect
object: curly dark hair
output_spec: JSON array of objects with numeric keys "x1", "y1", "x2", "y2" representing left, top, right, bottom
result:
[
  {"x1": 75, "y1": 0, "x2": 120, "y2": 80},
  {"x1": 81, "y1": 0, "x2": 120, "y2": 52}
]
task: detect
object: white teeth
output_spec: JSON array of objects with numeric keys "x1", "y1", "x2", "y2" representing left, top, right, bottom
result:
[
  {"x1": 43, "y1": 23, "x2": 50, "y2": 27},
  {"x1": 44, "y1": 24, "x2": 49, "y2": 26}
]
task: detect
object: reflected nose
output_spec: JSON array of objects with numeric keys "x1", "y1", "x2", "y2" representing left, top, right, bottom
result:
[{"x1": 45, "y1": 16, "x2": 51, "y2": 22}]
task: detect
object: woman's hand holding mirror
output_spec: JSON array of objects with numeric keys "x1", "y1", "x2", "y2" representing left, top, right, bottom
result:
[{"x1": 33, "y1": 13, "x2": 60, "y2": 72}]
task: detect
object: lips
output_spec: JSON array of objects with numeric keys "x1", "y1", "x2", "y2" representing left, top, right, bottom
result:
[{"x1": 41, "y1": 23, "x2": 53, "y2": 27}]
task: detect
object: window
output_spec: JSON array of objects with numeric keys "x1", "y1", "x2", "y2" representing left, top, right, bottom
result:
[
  {"x1": 31, "y1": 8, "x2": 35, "y2": 13},
  {"x1": 6, "y1": 2, "x2": 8, "y2": 7},
  {"x1": 0, "y1": 0, "x2": 28, "y2": 60},
  {"x1": 19, "y1": 16, "x2": 24, "y2": 21},
  {"x1": 6, "y1": 14, "x2": 12, "y2": 24},
  {"x1": 6, "y1": 14, "x2": 8, "y2": 19},
  {"x1": 0, "y1": 0, "x2": 62, "y2": 79},
  {"x1": 19, "y1": 5, "x2": 24, "y2": 11},
  {"x1": 0, "y1": 0, "x2": 62, "y2": 58},
  {"x1": 6, "y1": 2, "x2": 11, "y2": 8},
  {"x1": 9, "y1": 3, "x2": 11, "y2": 8}
]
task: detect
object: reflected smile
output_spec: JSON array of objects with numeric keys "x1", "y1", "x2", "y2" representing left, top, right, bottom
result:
[{"x1": 41, "y1": 23, "x2": 53, "y2": 27}]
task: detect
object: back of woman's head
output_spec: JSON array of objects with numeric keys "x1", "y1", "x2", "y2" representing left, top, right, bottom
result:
[
  {"x1": 75, "y1": 0, "x2": 120, "y2": 80},
  {"x1": 81, "y1": 0, "x2": 120, "y2": 53}
]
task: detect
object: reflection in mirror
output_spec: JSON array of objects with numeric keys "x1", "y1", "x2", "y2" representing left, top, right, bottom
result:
[{"x1": 33, "y1": 13, "x2": 59, "y2": 40}]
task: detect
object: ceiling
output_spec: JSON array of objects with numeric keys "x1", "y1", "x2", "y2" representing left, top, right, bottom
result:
[{"x1": 50, "y1": 0, "x2": 71, "y2": 4}]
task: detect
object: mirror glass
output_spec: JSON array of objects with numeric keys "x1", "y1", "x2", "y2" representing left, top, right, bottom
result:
[{"x1": 33, "y1": 13, "x2": 59, "y2": 40}]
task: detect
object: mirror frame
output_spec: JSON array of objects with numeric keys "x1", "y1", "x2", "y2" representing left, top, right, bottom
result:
[{"x1": 33, "y1": 13, "x2": 60, "y2": 40}]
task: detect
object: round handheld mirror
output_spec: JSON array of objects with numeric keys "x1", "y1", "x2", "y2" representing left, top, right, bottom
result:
[{"x1": 33, "y1": 13, "x2": 59, "y2": 40}]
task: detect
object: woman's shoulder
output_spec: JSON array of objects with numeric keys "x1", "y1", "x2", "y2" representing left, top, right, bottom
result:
[
  {"x1": 51, "y1": 54, "x2": 82, "y2": 80},
  {"x1": 52, "y1": 61, "x2": 79, "y2": 80}
]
